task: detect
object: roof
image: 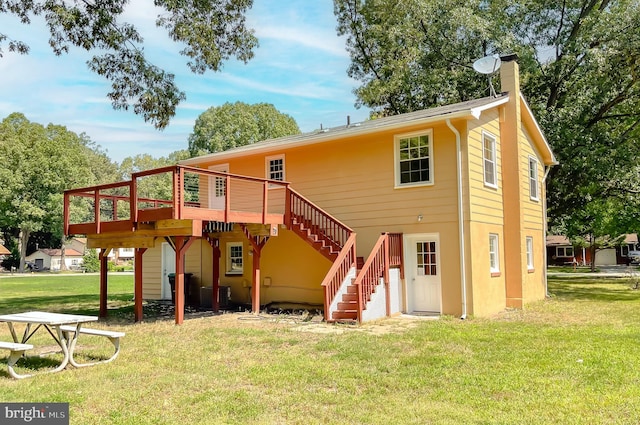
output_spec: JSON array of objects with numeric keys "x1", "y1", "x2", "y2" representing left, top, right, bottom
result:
[
  {"x1": 0, "y1": 244, "x2": 10, "y2": 255},
  {"x1": 180, "y1": 95, "x2": 511, "y2": 165},
  {"x1": 40, "y1": 248, "x2": 83, "y2": 257},
  {"x1": 546, "y1": 234, "x2": 638, "y2": 246}
]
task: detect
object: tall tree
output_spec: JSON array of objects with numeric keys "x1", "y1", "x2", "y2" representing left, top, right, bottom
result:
[
  {"x1": 188, "y1": 102, "x2": 300, "y2": 155},
  {"x1": 0, "y1": 0, "x2": 258, "y2": 129},
  {"x1": 335, "y1": 0, "x2": 640, "y2": 238},
  {"x1": 0, "y1": 113, "x2": 99, "y2": 271}
]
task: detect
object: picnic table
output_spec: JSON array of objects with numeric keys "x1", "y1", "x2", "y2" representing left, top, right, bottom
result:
[{"x1": 0, "y1": 311, "x2": 98, "y2": 379}]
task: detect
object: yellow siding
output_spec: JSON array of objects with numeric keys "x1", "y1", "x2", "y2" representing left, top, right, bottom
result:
[
  {"x1": 142, "y1": 244, "x2": 162, "y2": 300},
  {"x1": 468, "y1": 222, "x2": 506, "y2": 317},
  {"x1": 466, "y1": 111, "x2": 504, "y2": 226}
]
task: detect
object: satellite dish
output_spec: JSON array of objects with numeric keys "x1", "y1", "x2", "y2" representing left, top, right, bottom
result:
[
  {"x1": 473, "y1": 54, "x2": 502, "y2": 74},
  {"x1": 472, "y1": 54, "x2": 502, "y2": 97}
]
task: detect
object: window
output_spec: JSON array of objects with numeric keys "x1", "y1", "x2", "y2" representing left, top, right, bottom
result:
[
  {"x1": 483, "y1": 132, "x2": 497, "y2": 188},
  {"x1": 416, "y1": 241, "x2": 437, "y2": 276},
  {"x1": 395, "y1": 130, "x2": 433, "y2": 186},
  {"x1": 226, "y1": 242, "x2": 243, "y2": 275},
  {"x1": 489, "y1": 234, "x2": 500, "y2": 275},
  {"x1": 71, "y1": 259, "x2": 79, "y2": 266},
  {"x1": 556, "y1": 246, "x2": 574, "y2": 257},
  {"x1": 266, "y1": 155, "x2": 285, "y2": 183},
  {"x1": 529, "y1": 156, "x2": 539, "y2": 200},
  {"x1": 526, "y1": 236, "x2": 534, "y2": 270}
]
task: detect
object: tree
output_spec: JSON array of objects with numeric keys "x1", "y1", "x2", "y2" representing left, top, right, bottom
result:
[
  {"x1": 335, "y1": 0, "x2": 640, "y2": 238},
  {"x1": 0, "y1": 0, "x2": 258, "y2": 130},
  {"x1": 0, "y1": 113, "x2": 98, "y2": 271},
  {"x1": 188, "y1": 102, "x2": 301, "y2": 155}
]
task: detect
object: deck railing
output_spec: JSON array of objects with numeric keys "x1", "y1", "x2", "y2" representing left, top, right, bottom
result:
[
  {"x1": 64, "y1": 165, "x2": 289, "y2": 235},
  {"x1": 319, "y1": 233, "x2": 357, "y2": 322},
  {"x1": 285, "y1": 188, "x2": 353, "y2": 250},
  {"x1": 352, "y1": 233, "x2": 403, "y2": 321}
]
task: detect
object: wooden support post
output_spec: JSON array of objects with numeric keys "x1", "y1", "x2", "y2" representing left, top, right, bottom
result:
[
  {"x1": 134, "y1": 248, "x2": 147, "y2": 322},
  {"x1": 205, "y1": 236, "x2": 221, "y2": 313},
  {"x1": 173, "y1": 236, "x2": 197, "y2": 325},
  {"x1": 383, "y1": 234, "x2": 391, "y2": 317},
  {"x1": 252, "y1": 246, "x2": 261, "y2": 314},
  {"x1": 212, "y1": 242, "x2": 221, "y2": 312},
  {"x1": 98, "y1": 248, "x2": 111, "y2": 318}
]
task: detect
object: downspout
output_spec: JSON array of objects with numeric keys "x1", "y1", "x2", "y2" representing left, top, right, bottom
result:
[
  {"x1": 542, "y1": 165, "x2": 552, "y2": 297},
  {"x1": 446, "y1": 119, "x2": 467, "y2": 320}
]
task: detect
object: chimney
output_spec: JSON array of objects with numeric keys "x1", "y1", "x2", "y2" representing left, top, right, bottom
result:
[{"x1": 499, "y1": 54, "x2": 520, "y2": 98}]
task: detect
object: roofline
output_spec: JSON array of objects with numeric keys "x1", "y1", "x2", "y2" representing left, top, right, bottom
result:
[
  {"x1": 180, "y1": 96, "x2": 510, "y2": 166},
  {"x1": 520, "y1": 96, "x2": 558, "y2": 166}
]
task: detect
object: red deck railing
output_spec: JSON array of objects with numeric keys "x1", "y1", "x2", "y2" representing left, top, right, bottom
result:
[
  {"x1": 319, "y1": 233, "x2": 357, "y2": 322},
  {"x1": 352, "y1": 233, "x2": 403, "y2": 321},
  {"x1": 64, "y1": 165, "x2": 289, "y2": 236}
]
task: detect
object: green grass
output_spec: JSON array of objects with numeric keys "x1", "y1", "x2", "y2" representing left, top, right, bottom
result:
[{"x1": 0, "y1": 273, "x2": 639, "y2": 424}]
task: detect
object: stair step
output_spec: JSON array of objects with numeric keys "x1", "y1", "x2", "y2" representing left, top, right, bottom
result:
[
  {"x1": 337, "y1": 301, "x2": 357, "y2": 311},
  {"x1": 342, "y1": 293, "x2": 357, "y2": 302},
  {"x1": 346, "y1": 285, "x2": 358, "y2": 294},
  {"x1": 332, "y1": 311, "x2": 357, "y2": 320}
]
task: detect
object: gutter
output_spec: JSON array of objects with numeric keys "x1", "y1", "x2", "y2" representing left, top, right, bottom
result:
[
  {"x1": 542, "y1": 165, "x2": 553, "y2": 297},
  {"x1": 446, "y1": 119, "x2": 468, "y2": 319}
]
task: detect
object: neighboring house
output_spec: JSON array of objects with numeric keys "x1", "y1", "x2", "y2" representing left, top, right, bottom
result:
[
  {"x1": 546, "y1": 234, "x2": 639, "y2": 266},
  {"x1": 65, "y1": 237, "x2": 87, "y2": 255},
  {"x1": 107, "y1": 247, "x2": 135, "y2": 264},
  {"x1": 63, "y1": 56, "x2": 556, "y2": 324},
  {"x1": 25, "y1": 248, "x2": 84, "y2": 271},
  {"x1": 0, "y1": 244, "x2": 9, "y2": 256}
]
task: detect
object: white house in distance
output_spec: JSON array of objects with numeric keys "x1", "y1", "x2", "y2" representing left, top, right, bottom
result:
[{"x1": 25, "y1": 248, "x2": 84, "y2": 271}]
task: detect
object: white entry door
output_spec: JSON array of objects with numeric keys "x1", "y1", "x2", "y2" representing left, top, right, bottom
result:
[
  {"x1": 406, "y1": 234, "x2": 441, "y2": 313},
  {"x1": 162, "y1": 242, "x2": 176, "y2": 300},
  {"x1": 208, "y1": 164, "x2": 228, "y2": 209}
]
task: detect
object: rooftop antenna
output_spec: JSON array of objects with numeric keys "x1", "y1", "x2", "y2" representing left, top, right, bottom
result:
[{"x1": 472, "y1": 54, "x2": 501, "y2": 97}]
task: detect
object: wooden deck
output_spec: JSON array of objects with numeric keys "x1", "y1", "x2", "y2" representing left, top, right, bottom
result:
[{"x1": 64, "y1": 165, "x2": 288, "y2": 247}]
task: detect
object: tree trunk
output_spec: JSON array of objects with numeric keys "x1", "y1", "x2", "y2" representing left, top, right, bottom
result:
[
  {"x1": 60, "y1": 235, "x2": 67, "y2": 271},
  {"x1": 590, "y1": 243, "x2": 597, "y2": 273},
  {"x1": 17, "y1": 228, "x2": 30, "y2": 273}
]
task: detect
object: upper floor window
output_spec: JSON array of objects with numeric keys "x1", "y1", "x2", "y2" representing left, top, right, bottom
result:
[
  {"x1": 483, "y1": 132, "x2": 497, "y2": 188},
  {"x1": 266, "y1": 154, "x2": 285, "y2": 182},
  {"x1": 529, "y1": 156, "x2": 539, "y2": 200},
  {"x1": 395, "y1": 130, "x2": 433, "y2": 187},
  {"x1": 489, "y1": 233, "x2": 500, "y2": 275}
]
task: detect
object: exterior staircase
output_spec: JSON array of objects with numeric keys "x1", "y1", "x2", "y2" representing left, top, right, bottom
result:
[{"x1": 288, "y1": 214, "x2": 342, "y2": 261}]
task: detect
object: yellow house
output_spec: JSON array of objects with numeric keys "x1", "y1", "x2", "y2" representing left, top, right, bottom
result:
[{"x1": 64, "y1": 56, "x2": 556, "y2": 324}]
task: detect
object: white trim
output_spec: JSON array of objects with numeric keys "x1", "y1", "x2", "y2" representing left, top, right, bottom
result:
[
  {"x1": 528, "y1": 156, "x2": 539, "y2": 201},
  {"x1": 489, "y1": 233, "x2": 500, "y2": 273},
  {"x1": 226, "y1": 241, "x2": 244, "y2": 275},
  {"x1": 526, "y1": 236, "x2": 534, "y2": 269},
  {"x1": 394, "y1": 129, "x2": 434, "y2": 188},
  {"x1": 265, "y1": 154, "x2": 285, "y2": 186},
  {"x1": 482, "y1": 131, "x2": 498, "y2": 189},
  {"x1": 520, "y1": 96, "x2": 557, "y2": 164}
]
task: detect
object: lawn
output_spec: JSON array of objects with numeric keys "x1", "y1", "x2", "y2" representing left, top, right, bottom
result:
[{"x1": 0, "y1": 273, "x2": 639, "y2": 424}]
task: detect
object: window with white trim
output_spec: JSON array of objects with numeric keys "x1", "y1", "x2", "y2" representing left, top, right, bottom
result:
[
  {"x1": 395, "y1": 130, "x2": 433, "y2": 186},
  {"x1": 526, "y1": 236, "x2": 534, "y2": 270},
  {"x1": 556, "y1": 246, "x2": 574, "y2": 257},
  {"x1": 529, "y1": 156, "x2": 539, "y2": 200},
  {"x1": 483, "y1": 132, "x2": 497, "y2": 188},
  {"x1": 226, "y1": 242, "x2": 243, "y2": 275},
  {"x1": 489, "y1": 233, "x2": 500, "y2": 274},
  {"x1": 266, "y1": 155, "x2": 285, "y2": 182}
]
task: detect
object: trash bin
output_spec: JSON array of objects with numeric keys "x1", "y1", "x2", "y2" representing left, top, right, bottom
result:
[
  {"x1": 168, "y1": 273, "x2": 193, "y2": 304},
  {"x1": 199, "y1": 286, "x2": 230, "y2": 309}
]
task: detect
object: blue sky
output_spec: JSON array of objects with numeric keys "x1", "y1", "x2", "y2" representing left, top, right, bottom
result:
[{"x1": 0, "y1": 0, "x2": 370, "y2": 163}]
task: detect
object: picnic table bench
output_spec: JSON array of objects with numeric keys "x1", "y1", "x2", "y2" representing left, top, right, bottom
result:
[
  {"x1": 0, "y1": 341, "x2": 34, "y2": 379},
  {"x1": 60, "y1": 326, "x2": 125, "y2": 367}
]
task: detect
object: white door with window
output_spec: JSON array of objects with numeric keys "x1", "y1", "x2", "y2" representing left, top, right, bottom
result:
[
  {"x1": 162, "y1": 242, "x2": 176, "y2": 300},
  {"x1": 208, "y1": 164, "x2": 228, "y2": 210},
  {"x1": 405, "y1": 234, "x2": 441, "y2": 313}
]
